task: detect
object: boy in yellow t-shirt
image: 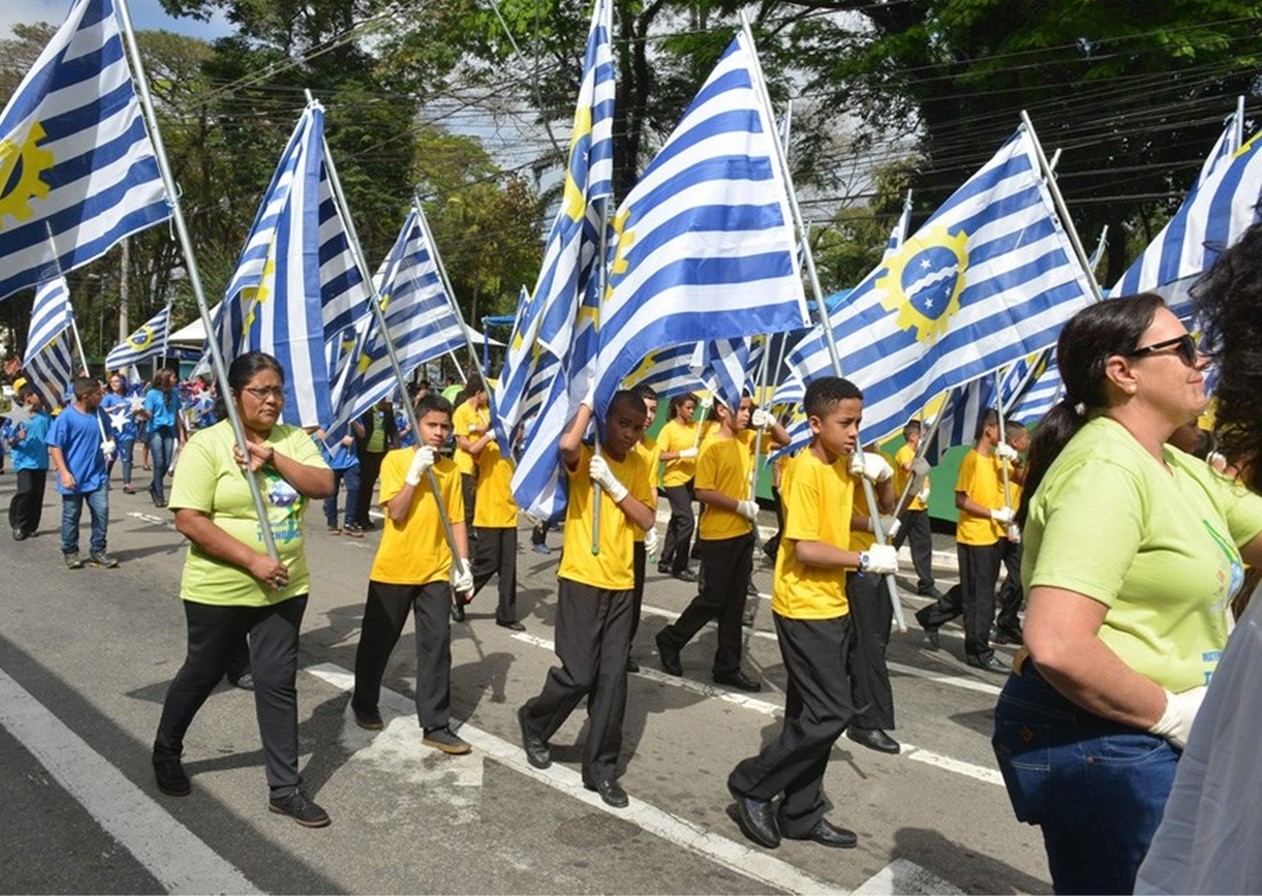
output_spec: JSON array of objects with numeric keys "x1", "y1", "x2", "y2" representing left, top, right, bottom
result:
[
  {"x1": 914, "y1": 408, "x2": 1018, "y2": 672},
  {"x1": 728, "y1": 376, "x2": 896, "y2": 851},
  {"x1": 654, "y1": 393, "x2": 788, "y2": 692},
  {"x1": 460, "y1": 410, "x2": 523, "y2": 629},
  {"x1": 351, "y1": 394, "x2": 475, "y2": 755},
  {"x1": 891, "y1": 419, "x2": 939, "y2": 599},
  {"x1": 627, "y1": 383, "x2": 662, "y2": 673},
  {"x1": 517, "y1": 391, "x2": 656, "y2": 809},
  {"x1": 452, "y1": 376, "x2": 491, "y2": 535},
  {"x1": 656, "y1": 392, "x2": 701, "y2": 580}
]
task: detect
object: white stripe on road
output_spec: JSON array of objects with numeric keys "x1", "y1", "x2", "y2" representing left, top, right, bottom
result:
[
  {"x1": 305, "y1": 662, "x2": 843, "y2": 896},
  {"x1": 852, "y1": 858, "x2": 966, "y2": 895},
  {"x1": 0, "y1": 668, "x2": 259, "y2": 895}
]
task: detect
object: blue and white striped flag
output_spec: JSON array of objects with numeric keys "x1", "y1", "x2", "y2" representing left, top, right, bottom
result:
[
  {"x1": 883, "y1": 191, "x2": 914, "y2": 261},
  {"x1": 621, "y1": 343, "x2": 706, "y2": 398},
  {"x1": 785, "y1": 124, "x2": 1095, "y2": 444},
  {"x1": 1007, "y1": 351, "x2": 1062, "y2": 426},
  {"x1": 104, "y1": 305, "x2": 170, "y2": 370},
  {"x1": 1112, "y1": 110, "x2": 1261, "y2": 320},
  {"x1": 591, "y1": 30, "x2": 810, "y2": 420},
  {"x1": 325, "y1": 207, "x2": 465, "y2": 442},
  {"x1": 924, "y1": 357, "x2": 1043, "y2": 463},
  {"x1": 695, "y1": 337, "x2": 765, "y2": 412},
  {"x1": 213, "y1": 101, "x2": 373, "y2": 428},
  {"x1": 0, "y1": 0, "x2": 170, "y2": 303},
  {"x1": 22, "y1": 277, "x2": 76, "y2": 406}
]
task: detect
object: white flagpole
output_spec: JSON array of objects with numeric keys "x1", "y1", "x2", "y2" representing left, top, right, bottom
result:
[
  {"x1": 887, "y1": 388, "x2": 953, "y2": 524},
  {"x1": 116, "y1": 0, "x2": 278, "y2": 559},
  {"x1": 590, "y1": 196, "x2": 612, "y2": 555}
]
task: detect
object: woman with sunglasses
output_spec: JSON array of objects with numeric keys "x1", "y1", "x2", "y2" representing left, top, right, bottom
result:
[
  {"x1": 991, "y1": 294, "x2": 1262, "y2": 894},
  {"x1": 151, "y1": 352, "x2": 335, "y2": 827}
]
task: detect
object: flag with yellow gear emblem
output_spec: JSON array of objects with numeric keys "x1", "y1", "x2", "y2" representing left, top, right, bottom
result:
[
  {"x1": 0, "y1": 0, "x2": 170, "y2": 303},
  {"x1": 786, "y1": 124, "x2": 1096, "y2": 443},
  {"x1": 105, "y1": 305, "x2": 170, "y2": 370}
]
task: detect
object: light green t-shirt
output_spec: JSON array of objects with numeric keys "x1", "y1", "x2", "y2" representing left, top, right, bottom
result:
[
  {"x1": 169, "y1": 421, "x2": 327, "y2": 607},
  {"x1": 1023, "y1": 416, "x2": 1262, "y2": 692}
]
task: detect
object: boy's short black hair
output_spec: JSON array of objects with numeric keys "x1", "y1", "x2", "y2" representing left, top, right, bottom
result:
[
  {"x1": 415, "y1": 393, "x2": 454, "y2": 420},
  {"x1": 17, "y1": 384, "x2": 38, "y2": 402},
  {"x1": 903, "y1": 418, "x2": 922, "y2": 436},
  {"x1": 976, "y1": 408, "x2": 1004, "y2": 440},
  {"x1": 607, "y1": 389, "x2": 645, "y2": 420},
  {"x1": 632, "y1": 382, "x2": 658, "y2": 403},
  {"x1": 72, "y1": 375, "x2": 99, "y2": 399},
  {"x1": 466, "y1": 374, "x2": 485, "y2": 395},
  {"x1": 803, "y1": 376, "x2": 862, "y2": 418}
]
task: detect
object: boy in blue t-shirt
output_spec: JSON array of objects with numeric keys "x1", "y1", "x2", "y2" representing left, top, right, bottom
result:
[
  {"x1": 47, "y1": 376, "x2": 117, "y2": 569},
  {"x1": 7, "y1": 385, "x2": 53, "y2": 540}
]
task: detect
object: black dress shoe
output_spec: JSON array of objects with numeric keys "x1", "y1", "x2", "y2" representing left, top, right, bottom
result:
[
  {"x1": 728, "y1": 782, "x2": 779, "y2": 848},
  {"x1": 351, "y1": 704, "x2": 384, "y2": 730},
  {"x1": 153, "y1": 757, "x2": 190, "y2": 796},
  {"x1": 992, "y1": 629, "x2": 1024, "y2": 646},
  {"x1": 656, "y1": 563, "x2": 672, "y2": 575},
  {"x1": 655, "y1": 630, "x2": 682, "y2": 676},
  {"x1": 517, "y1": 706, "x2": 551, "y2": 769},
  {"x1": 625, "y1": 656, "x2": 640, "y2": 673},
  {"x1": 674, "y1": 568, "x2": 697, "y2": 583},
  {"x1": 713, "y1": 669, "x2": 762, "y2": 692},
  {"x1": 496, "y1": 619, "x2": 526, "y2": 632},
  {"x1": 967, "y1": 654, "x2": 1010, "y2": 674},
  {"x1": 586, "y1": 778, "x2": 629, "y2": 809},
  {"x1": 846, "y1": 726, "x2": 900, "y2": 754},
  {"x1": 922, "y1": 626, "x2": 941, "y2": 650},
  {"x1": 450, "y1": 601, "x2": 466, "y2": 622},
  {"x1": 268, "y1": 791, "x2": 331, "y2": 828},
  {"x1": 786, "y1": 818, "x2": 857, "y2": 849}
]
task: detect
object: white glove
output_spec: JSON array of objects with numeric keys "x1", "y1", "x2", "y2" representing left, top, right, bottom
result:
[
  {"x1": 1148, "y1": 686, "x2": 1208, "y2": 750},
  {"x1": 859, "y1": 544, "x2": 899, "y2": 575},
  {"x1": 850, "y1": 451, "x2": 894, "y2": 483},
  {"x1": 864, "y1": 514, "x2": 897, "y2": 535},
  {"x1": 736, "y1": 499, "x2": 759, "y2": 522},
  {"x1": 679, "y1": 446, "x2": 698, "y2": 460},
  {"x1": 1006, "y1": 522, "x2": 1022, "y2": 543},
  {"x1": 990, "y1": 505, "x2": 1015, "y2": 524},
  {"x1": 994, "y1": 442, "x2": 1019, "y2": 462},
  {"x1": 589, "y1": 455, "x2": 629, "y2": 503},
  {"x1": 468, "y1": 423, "x2": 481, "y2": 434},
  {"x1": 885, "y1": 518, "x2": 901, "y2": 540},
  {"x1": 101, "y1": 439, "x2": 116, "y2": 459},
  {"x1": 750, "y1": 409, "x2": 775, "y2": 429},
  {"x1": 699, "y1": 396, "x2": 713, "y2": 412},
  {"x1": 451, "y1": 558, "x2": 474, "y2": 596},
  {"x1": 404, "y1": 445, "x2": 436, "y2": 486},
  {"x1": 644, "y1": 527, "x2": 660, "y2": 558}
]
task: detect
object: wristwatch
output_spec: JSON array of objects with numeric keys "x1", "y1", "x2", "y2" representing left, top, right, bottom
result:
[{"x1": 858, "y1": 552, "x2": 871, "y2": 572}]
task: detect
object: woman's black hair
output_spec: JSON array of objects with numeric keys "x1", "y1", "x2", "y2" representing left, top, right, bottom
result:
[
  {"x1": 1018, "y1": 293, "x2": 1164, "y2": 526},
  {"x1": 668, "y1": 392, "x2": 698, "y2": 420},
  {"x1": 213, "y1": 351, "x2": 284, "y2": 421},
  {"x1": 1192, "y1": 221, "x2": 1262, "y2": 490}
]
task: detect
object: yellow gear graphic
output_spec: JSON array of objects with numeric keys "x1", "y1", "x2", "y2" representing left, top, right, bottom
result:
[
  {"x1": 128, "y1": 325, "x2": 156, "y2": 351},
  {"x1": 877, "y1": 226, "x2": 968, "y2": 344},
  {"x1": 0, "y1": 121, "x2": 55, "y2": 228}
]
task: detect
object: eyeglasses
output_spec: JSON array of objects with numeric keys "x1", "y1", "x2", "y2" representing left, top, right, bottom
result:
[
  {"x1": 1127, "y1": 333, "x2": 1199, "y2": 367},
  {"x1": 242, "y1": 386, "x2": 285, "y2": 401}
]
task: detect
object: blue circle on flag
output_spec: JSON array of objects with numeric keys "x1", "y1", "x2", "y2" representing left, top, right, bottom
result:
[{"x1": 900, "y1": 246, "x2": 961, "y2": 323}]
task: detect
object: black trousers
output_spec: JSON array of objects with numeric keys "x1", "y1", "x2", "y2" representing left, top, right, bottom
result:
[
  {"x1": 763, "y1": 485, "x2": 784, "y2": 560},
  {"x1": 471, "y1": 526, "x2": 518, "y2": 624},
  {"x1": 8, "y1": 468, "x2": 46, "y2": 534},
  {"x1": 631, "y1": 541, "x2": 646, "y2": 643},
  {"x1": 153, "y1": 595, "x2": 308, "y2": 797},
  {"x1": 352, "y1": 580, "x2": 453, "y2": 731},
  {"x1": 915, "y1": 541, "x2": 1002, "y2": 662},
  {"x1": 660, "y1": 483, "x2": 695, "y2": 574},
  {"x1": 729, "y1": 613, "x2": 856, "y2": 837},
  {"x1": 994, "y1": 537, "x2": 1024, "y2": 635},
  {"x1": 893, "y1": 507, "x2": 936, "y2": 595},
  {"x1": 846, "y1": 571, "x2": 894, "y2": 730},
  {"x1": 355, "y1": 450, "x2": 386, "y2": 527},
  {"x1": 461, "y1": 473, "x2": 477, "y2": 538},
  {"x1": 658, "y1": 532, "x2": 754, "y2": 675},
  {"x1": 521, "y1": 579, "x2": 633, "y2": 784}
]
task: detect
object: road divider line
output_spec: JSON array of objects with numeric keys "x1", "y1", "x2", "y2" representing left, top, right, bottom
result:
[{"x1": 852, "y1": 858, "x2": 966, "y2": 895}]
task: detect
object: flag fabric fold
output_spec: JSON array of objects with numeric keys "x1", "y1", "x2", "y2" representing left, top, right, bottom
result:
[
  {"x1": 924, "y1": 356, "x2": 1044, "y2": 463},
  {"x1": 22, "y1": 277, "x2": 76, "y2": 405},
  {"x1": 104, "y1": 304, "x2": 170, "y2": 370}
]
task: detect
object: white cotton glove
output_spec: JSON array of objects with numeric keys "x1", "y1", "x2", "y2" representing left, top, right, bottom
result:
[
  {"x1": 100, "y1": 439, "x2": 116, "y2": 460},
  {"x1": 644, "y1": 527, "x2": 660, "y2": 558},
  {"x1": 404, "y1": 445, "x2": 436, "y2": 486},
  {"x1": 850, "y1": 451, "x2": 894, "y2": 483},
  {"x1": 467, "y1": 422, "x2": 481, "y2": 435},
  {"x1": 1148, "y1": 686, "x2": 1208, "y2": 750},
  {"x1": 736, "y1": 499, "x2": 759, "y2": 522},
  {"x1": 699, "y1": 396, "x2": 713, "y2": 413},
  {"x1": 864, "y1": 514, "x2": 897, "y2": 535},
  {"x1": 859, "y1": 544, "x2": 899, "y2": 575},
  {"x1": 994, "y1": 442, "x2": 1019, "y2": 462},
  {"x1": 990, "y1": 505, "x2": 1015, "y2": 525},
  {"x1": 750, "y1": 409, "x2": 775, "y2": 429},
  {"x1": 679, "y1": 446, "x2": 698, "y2": 460},
  {"x1": 589, "y1": 455, "x2": 629, "y2": 503},
  {"x1": 451, "y1": 558, "x2": 474, "y2": 596},
  {"x1": 885, "y1": 517, "x2": 902, "y2": 540}
]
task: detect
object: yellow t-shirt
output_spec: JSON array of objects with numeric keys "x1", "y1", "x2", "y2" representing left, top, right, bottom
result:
[
  {"x1": 171, "y1": 422, "x2": 327, "y2": 607},
  {"x1": 695, "y1": 433, "x2": 755, "y2": 541},
  {"x1": 451, "y1": 401, "x2": 488, "y2": 476},
  {"x1": 658, "y1": 418, "x2": 700, "y2": 487},
  {"x1": 894, "y1": 443, "x2": 928, "y2": 512},
  {"x1": 955, "y1": 448, "x2": 1004, "y2": 546},
  {"x1": 370, "y1": 450, "x2": 466, "y2": 585},
  {"x1": 557, "y1": 443, "x2": 653, "y2": 590},
  {"x1": 631, "y1": 435, "x2": 661, "y2": 544},
  {"x1": 773, "y1": 449, "x2": 855, "y2": 619},
  {"x1": 473, "y1": 437, "x2": 518, "y2": 528}
]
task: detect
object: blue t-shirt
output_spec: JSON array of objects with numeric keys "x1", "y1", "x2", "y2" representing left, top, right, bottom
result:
[
  {"x1": 144, "y1": 388, "x2": 179, "y2": 432},
  {"x1": 100, "y1": 392, "x2": 139, "y2": 441},
  {"x1": 9, "y1": 409, "x2": 52, "y2": 471},
  {"x1": 48, "y1": 404, "x2": 109, "y2": 494},
  {"x1": 396, "y1": 410, "x2": 417, "y2": 448}
]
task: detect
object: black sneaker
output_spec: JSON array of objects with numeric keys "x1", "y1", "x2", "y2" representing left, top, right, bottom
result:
[
  {"x1": 89, "y1": 551, "x2": 119, "y2": 568},
  {"x1": 64, "y1": 552, "x2": 84, "y2": 569},
  {"x1": 268, "y1": 792, "x2": 331, "y2": 828},
  {"x1": 13, "y1": 528, "x2": 27, "y2": 541},
  {"x1": 422, "y1": 727, "x2": 472, "y2": 755},
  {"x1": 153, "y1": 757, "x2": 190, "y2": 796}
]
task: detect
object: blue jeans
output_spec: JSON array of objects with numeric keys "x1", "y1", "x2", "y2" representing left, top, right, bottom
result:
[
  {"x1": 61, "y1": 487, "x2": 109, "y2": 555},
  {"x1": 324, "y1": 465, "x2": 361, "y2": 528},
  {"x1": 992, "y1": 663, "x2": 1179, "y2": 895},
  {"x1": 149, "y1": 428, "x2": 175, "y2": 502},
  {"x1": 107, "y1": 437, "x2": 135, "y2": 485}
]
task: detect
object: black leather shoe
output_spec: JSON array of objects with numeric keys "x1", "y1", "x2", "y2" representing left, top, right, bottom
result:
[
  {"x1": 713, "y1": 669, "x2": 762, "y2": 692},
  {"x1": 992, "y1": 629, "x2": 1024, "y2": 646},
  {"x1": 656, "y1": 563, "x2": 672, "y2": 575},
  {"x1": 496, "y1": 619, "x2": 526, "y2": 632},
  {"x1": 922, "y1": 627, "x2": 941, "y2": 650},
  {"x1": 625, "y1": 656, "x2": 640, "y2": 673},
  {"x1": 786, "y1": 817, "x2": 857, "y2": 849},
  {"x1": 351, "y1": 704, "x2": 383, "y2": 730},
  {"x1": 451, "y1": 601, "x2": 466, "y2": 622},
  {"x1": 846, "y1": 726, "x2": 900, "y2": 755},
  {"x1": 268, "y1": 791, "x2": 331, "y2": 828},
  {"x1": 674, "y1": 568, "x2": 697, "y2": 583},
  {"x1": 728, "y1": 782, "x2": 779, "y2": 848},
  {"x1": 153, "y1": 757, "x2": 190, "y2": 796},
  {"x1": 517, "y1": 706, "x2": 551, "y2": 769},
  {"x1": 655, "y1": 630, "x2": 682, "y2": 676},
  {"x1": 586, "y1": 778, "x2": 629, "y2": 809},
  {"x1": 967, "y1": 654, "x2": 1010, "y2": 674}
]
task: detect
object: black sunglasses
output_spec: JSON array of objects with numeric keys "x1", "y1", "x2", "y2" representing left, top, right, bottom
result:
[{"x1": 1127, "y1": 333, "x2": 1199, "y2": 366}]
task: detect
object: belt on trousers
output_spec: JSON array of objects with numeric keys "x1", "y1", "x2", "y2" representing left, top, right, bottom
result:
[{"x1": 1012, "y1": 646, "x2": 1032, "y2": 676}]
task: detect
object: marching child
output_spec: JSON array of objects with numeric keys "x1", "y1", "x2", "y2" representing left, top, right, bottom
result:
[{"x1": 463, "y1": 406, "x2": 523, "y2": 629}]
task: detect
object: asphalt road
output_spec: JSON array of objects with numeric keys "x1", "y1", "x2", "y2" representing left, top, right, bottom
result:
[{"x1": 0, "y1": 469, "x2": 1051, "y2": 895}]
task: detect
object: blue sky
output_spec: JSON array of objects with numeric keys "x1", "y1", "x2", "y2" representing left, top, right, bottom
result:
[{"x1": 2, "y1": 0, "x2": 232, "y2": 41}]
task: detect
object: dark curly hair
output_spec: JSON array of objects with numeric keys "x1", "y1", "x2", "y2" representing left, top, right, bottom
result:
[{"x1": 1192, "y1": 220, "x2": 1262, "y2": 490}]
